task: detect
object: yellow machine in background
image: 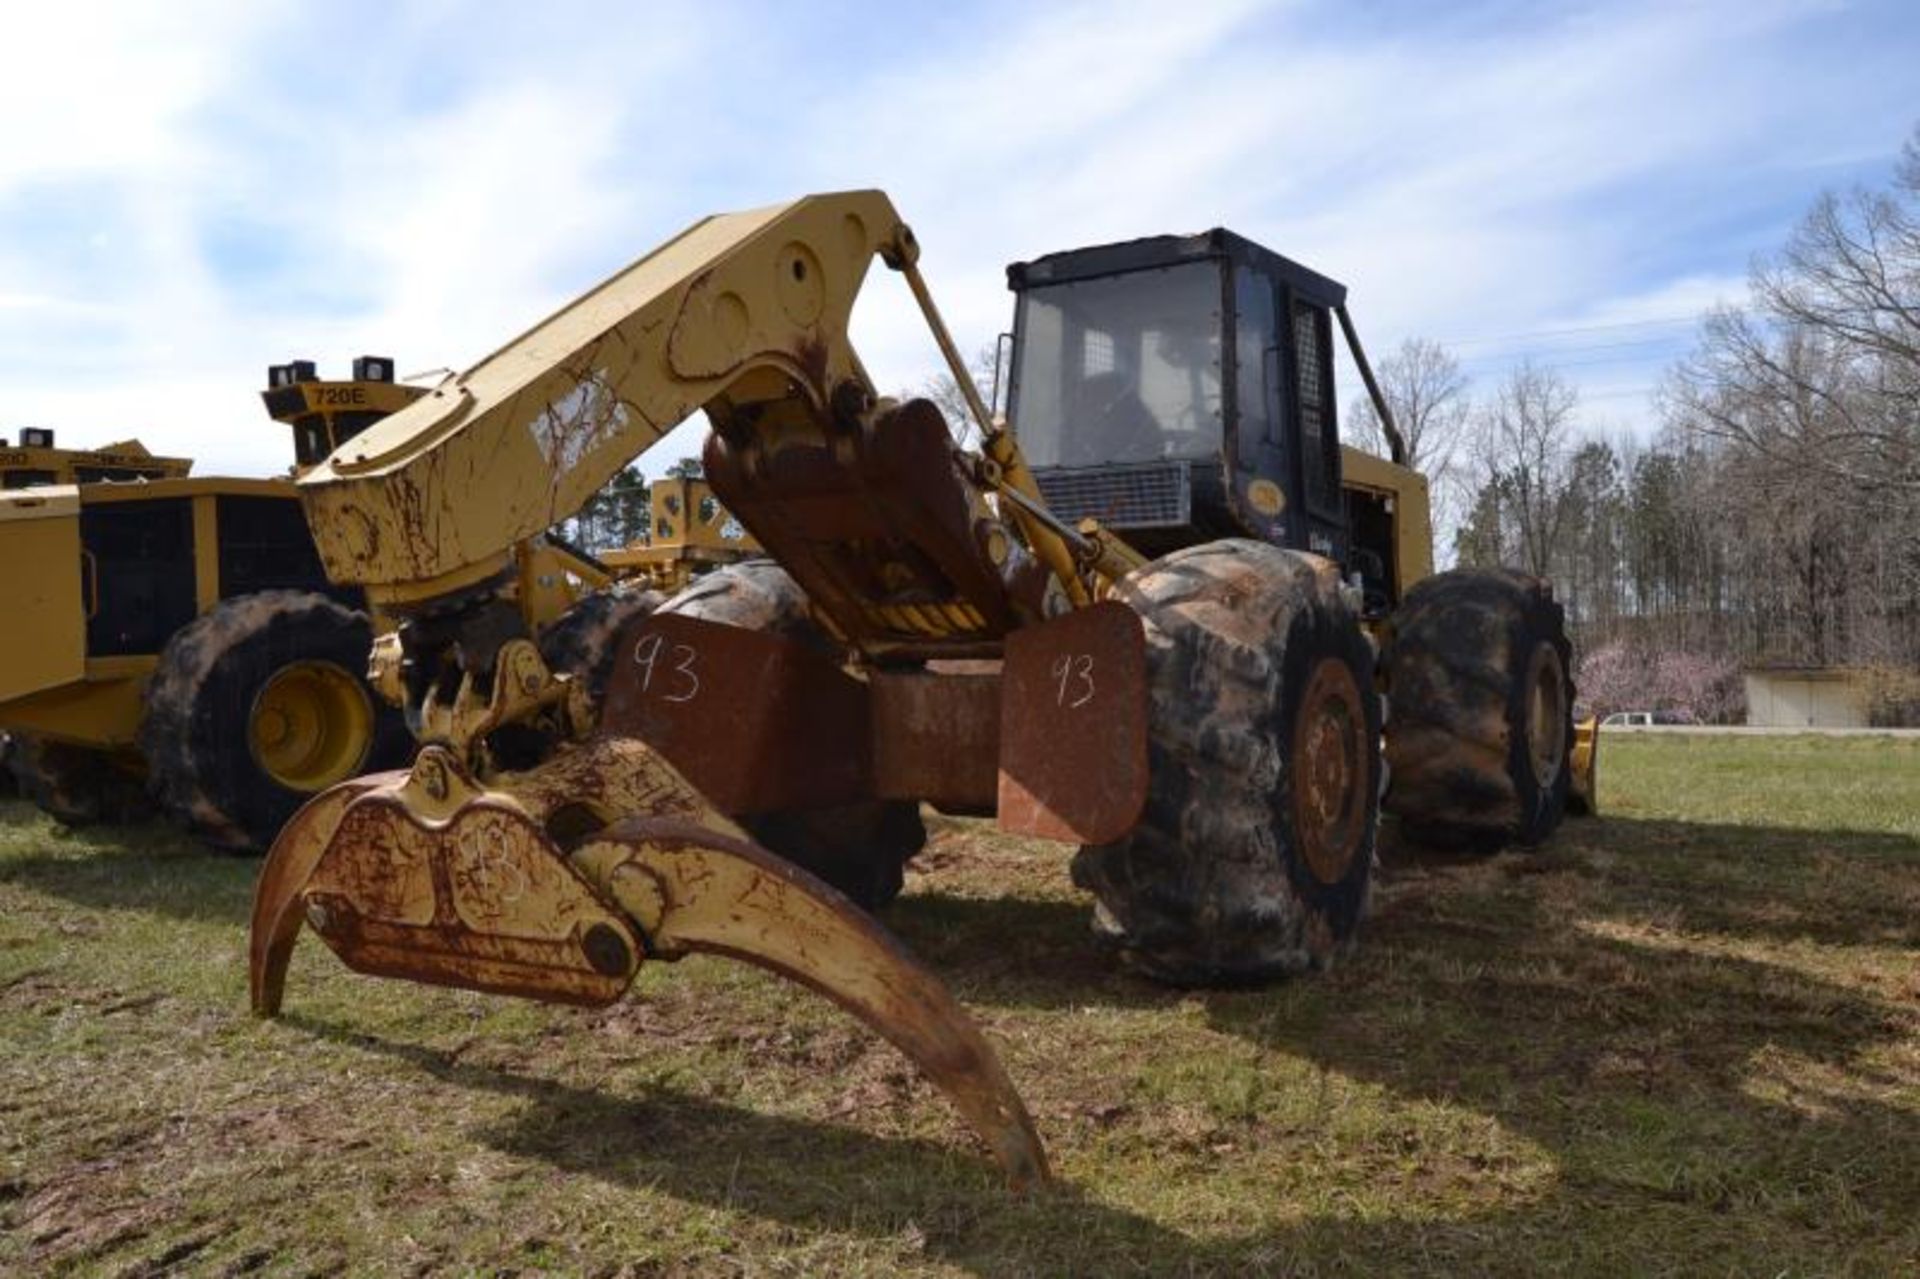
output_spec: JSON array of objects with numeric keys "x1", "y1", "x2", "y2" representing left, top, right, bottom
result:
[
  {"x1": 0, "y1": 430, "x2": 195, "y2": 800},
  {"x1": 599, "y1": 472, "x2": 761, "y2": 593},
  {"x1": 0, "y1": 361, "x2": 424, "y2": 845},
  {"x1": 249, "y1": 189, "x2": 1598, "y2": 1188},
  {"x1": 0, "y1": 358, "x2": 768, "y2": 841},
  {"x1": 0, "y1": 430, "x2": 193, "y2": 488}
]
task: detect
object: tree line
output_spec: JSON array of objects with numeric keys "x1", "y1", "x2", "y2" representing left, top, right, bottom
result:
[{"x1": 1347, "y1": 127, "x2": 1920, "y2": 723}]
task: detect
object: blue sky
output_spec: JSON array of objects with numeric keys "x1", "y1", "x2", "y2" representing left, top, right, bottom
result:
[{"x1": 1, "y1": 0, "x2": 1916, "y2": 476}]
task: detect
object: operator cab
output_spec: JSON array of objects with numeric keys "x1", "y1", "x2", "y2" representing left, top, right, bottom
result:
[{"x1": 1006, "y1": 229, "x2": 1354, "y2": 573}]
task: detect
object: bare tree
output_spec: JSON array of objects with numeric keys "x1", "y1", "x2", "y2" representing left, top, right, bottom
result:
[
  {"x1": 1344, "y1": 337, "x2": 1474, "y2": 536},
  {"x1": 1472, "y1": 360, "x2": 1580, "y2": 578},
  {"x1": 1344, "y1": 337, "x2": 1472, "y2": 476},
  {"x1": 914, "y1": 343, "x2": 1002, "y2": 448},
  {"x1": 1670, "y1": 124, "x2": 1920, "y2": 492}
]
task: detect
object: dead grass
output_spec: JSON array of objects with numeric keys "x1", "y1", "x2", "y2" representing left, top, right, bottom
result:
[{"x1": 1, "y1": 735, "x2": 1917, "y2": 1276}]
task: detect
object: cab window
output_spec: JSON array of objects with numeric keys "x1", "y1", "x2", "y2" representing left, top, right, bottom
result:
[{"x1": 1011, "y1": 261, "x2": 1224, "y2": 468}]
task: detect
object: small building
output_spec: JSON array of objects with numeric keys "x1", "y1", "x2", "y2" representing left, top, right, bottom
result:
[{"x1": 1743, "y1": 666, "x2": 1868, "y2": 729}]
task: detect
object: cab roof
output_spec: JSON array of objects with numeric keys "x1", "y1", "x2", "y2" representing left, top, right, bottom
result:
[{"x1": 1006, "y1": 228, "x2": 1348, "y2": 309}]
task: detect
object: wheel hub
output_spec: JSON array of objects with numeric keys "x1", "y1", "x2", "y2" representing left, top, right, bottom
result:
[
  {"x1": 248, "y1": 661, "x2": 376, "y2": 793},
  {"x1": 1292, "y1": 657, "x2": 1368, "y2": 884},
  {"x1": 1524, "y1": 642, "x2": 1568, "y2": 789}
]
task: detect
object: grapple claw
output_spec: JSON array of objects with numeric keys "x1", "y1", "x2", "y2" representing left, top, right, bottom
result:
[
  {"x1": 576, "y1": 817, "x2": 1051, "y2": 1189},
  {"x1": 250, "y1": 775, "x2": 388, "y2": 1015},
  {"x1": 246, "y1": 737, "x2": 1049, "y2": 1188}
]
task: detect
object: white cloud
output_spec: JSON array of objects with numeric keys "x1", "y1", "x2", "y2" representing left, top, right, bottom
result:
[{"x1": 0, "y1": 0, "x2": 1909, "y2": 482}]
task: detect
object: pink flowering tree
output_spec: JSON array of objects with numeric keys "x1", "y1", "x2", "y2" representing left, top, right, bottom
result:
[{"x1": 1576, "y1": 643, "x2": 1745, "y2": 723}]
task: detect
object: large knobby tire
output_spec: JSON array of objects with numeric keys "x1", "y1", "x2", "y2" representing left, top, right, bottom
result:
[
  {"x1": 1381, "y1": 568, "x2": 1575, "y2": 850},
  {"x1": 538, "y1": 584, "x2": 665, "y2": 726},
  {"x1": 140, "y1": 591, "x2": 411, "y2": 852},
  {"x1": 7, "y1": 735, "x2": 152, "y2": 826},
  {"x1": 1071, "y1": 540, "x2": 1382, "y2": 985},
  {"x1": 652, "y1": 560, "x2": 926, "y2": 910},
  {"x1": 0, "y1": 734, "x2": 17, "y2": 800}
]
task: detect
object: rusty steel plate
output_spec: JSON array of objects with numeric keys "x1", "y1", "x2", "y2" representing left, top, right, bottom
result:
[
  {"x1": 869, "y1": 670, "x2": 1001, "y2": 810},
  {"x1": 600, "y1": 614, "x2": 869, "y2": 815},
  {"x1": 300, "y1": 797, "x2": 642, "y2": 1006},
  {"x1": 997, "y1": 601, "x2": 1148, "y2": 844}
]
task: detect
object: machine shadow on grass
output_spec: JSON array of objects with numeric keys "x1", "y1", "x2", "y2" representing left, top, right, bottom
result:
[
  {"x1": 269, "y1": 1012, "x2": 1775, "y2": 1276},
  {"x1": 5, "y1": 795, "x2": 1915, "y2": 1265},
  {"x1": 874, "y1": 814, "x2": 1920, "y2": 1263},
  {"x1": 244, "y1": 811, "x2": 1917, "y2": 1271},
  {"x1": 887, "y1": 813, "x2": 1920, "y2": 1010}
]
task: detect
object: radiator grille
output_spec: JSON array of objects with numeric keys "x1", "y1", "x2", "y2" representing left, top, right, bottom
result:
[{"x1": 1033, "y1": 461, "x2": 1191, "y2": 529}]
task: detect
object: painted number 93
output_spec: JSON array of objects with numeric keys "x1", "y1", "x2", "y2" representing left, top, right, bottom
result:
[
  {"x1": 1051, "y1": 653, "x2": 1095, "y2": 709},
  {"x1": 459, "y1": 823, "x2": 530, "y2": 905},
  {"x1": 633, "y1": 632, "x2": 701, "y2": 703}
]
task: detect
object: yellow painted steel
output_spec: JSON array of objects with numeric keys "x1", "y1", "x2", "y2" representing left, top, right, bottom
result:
[
  {"x1": 296, "y1": 191, "x2": 910, "y2": 605},
  {"x1": 0, "y1": 478, "x2": 303, "y2": 752},
  {"x1": 1339, "y1": 445, "x2": 1434, "y2": 599},
  {"x1": 981, "y1": 428, "x2": 1091, "y2": 605},
  {"x1": 1569, "y1": 716, "x2": 1599, "y2": 815},
  {"x1": 0, "y1": 437, "x2": 191, "y2": 486},
  {"x1": 0, "y1": 489, "x2": 87, "y2": 705},
  {"x1": 514, "y1": 540, "x2": 602, "y2": 633},
  {"x1": 598, "y1": 475, "x2": 760, "y2": 593},
  {"x1": 247, "y1": 660, "x2": 377, "y2": 791},
  {"x1": 192, "y1": 495, "x2": 221, "y2": 613},
  {"x1": 0, "y1": 673, "x2": 149, "y2": 747},
  {"x1": 0, "y1": 407, "x2": 395, "y2": 756}
]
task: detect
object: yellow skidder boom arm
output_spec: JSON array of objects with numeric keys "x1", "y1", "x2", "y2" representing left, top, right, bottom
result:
[
  {"x1": 299, "y1": 190, "x2": 1128, "y2": 619},
  {"x1": 298, "y1": 191, "x2": 1082, "y2": 607}
]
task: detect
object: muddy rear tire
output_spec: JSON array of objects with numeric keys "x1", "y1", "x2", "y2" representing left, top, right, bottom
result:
[
  {"x1": 1071, "y1": 540, "x2": 1381, "y2": 985},
  {"x1": 653, "y1": 560, "x2": 925, "y2": 910},
  {"x1": 7, "y1": 735, "x2": 152, "y2": 826},
  {"x1": 141, "y1": 591, "x2": 410, "y2": 852},
  {"x1": 1381, "y1": 568, "x2": 1574, "y2": 850}
]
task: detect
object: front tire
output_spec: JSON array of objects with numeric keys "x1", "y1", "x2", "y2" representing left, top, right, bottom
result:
[
  {"x1": 1071, "y1": 540, "x2": 1381, "y2": 985},
  {"x1": 1381, "y1": 568, "x2": 1575, "y2": 850},
  {"x1": 141, "y1": 591, "x2": 410, "y2": 852}
]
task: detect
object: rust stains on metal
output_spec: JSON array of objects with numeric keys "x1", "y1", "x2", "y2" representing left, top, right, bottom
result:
[
  {"x1": 869, "y1": 669, "x2": 999, "y2": 811},
  {"x1": 791, "y1": 334, "x2": 832, "y2": 399},
  {"x1": 248, "y1": 732, "x2": 1050, "y2": 1189},
  {"x1": 1291, "y1": 655, "x2": 1368, "y2": 885},
  {"x1": 580, "y1": 814, "x2": 1050, "y2": 1190},
  {"x1": 997, "y1": 600, "x2": 1149, "y2": 845},
  {"x1": 600, "y1": 614, "x2": 869, "y2": 815},
  {"x1": 253, "y1": 747, "x2": 643, "y2": 1008},
  {"x1": 299, "y1": 796, "x2": 643, "y2": 1006}
]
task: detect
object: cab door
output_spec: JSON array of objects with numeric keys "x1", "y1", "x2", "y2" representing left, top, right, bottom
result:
[{"x1": 1228, "y1": 265, "x2": 1297, "y2": 545}]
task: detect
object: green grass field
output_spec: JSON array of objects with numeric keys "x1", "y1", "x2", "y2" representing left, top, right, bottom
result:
[{"x1": 3, "y1": 735, "x2": 1917, "y2": 1276}]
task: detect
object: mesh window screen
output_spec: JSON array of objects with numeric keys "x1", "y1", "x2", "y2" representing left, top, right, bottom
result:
[{"x1": 1293, "y1": 301, "x2": 1337, "y2": 513}]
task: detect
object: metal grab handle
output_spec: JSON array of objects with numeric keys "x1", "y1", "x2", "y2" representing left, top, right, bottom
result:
[{"x1": 80, "y1": 549, "x2": 100, "y2": 620}]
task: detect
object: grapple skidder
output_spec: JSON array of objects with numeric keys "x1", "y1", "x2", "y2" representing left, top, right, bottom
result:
[{"x1": 251, "y1": 190, "x2": 1594, "y2": 1187}]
